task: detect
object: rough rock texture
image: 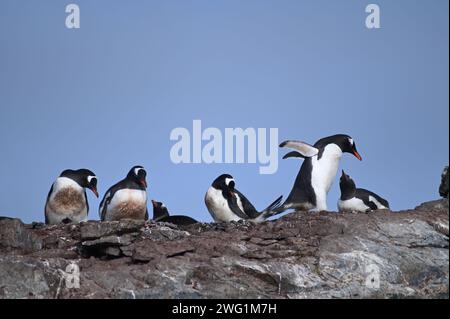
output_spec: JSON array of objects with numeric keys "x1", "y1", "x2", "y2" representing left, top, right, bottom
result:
[
  {"x1": 0, "y1": 206, "x2": 448, "y2": 299},
  {"x1": 415, "y1": 199, "x2": 449, "y2": 212}
]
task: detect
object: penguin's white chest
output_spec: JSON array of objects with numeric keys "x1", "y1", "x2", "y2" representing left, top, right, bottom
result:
[
  {"x1": 104, "y1": 189, "x2": 147, "y2": 221},
  {"x1": 338, "y1": 197, "x2": 370, "y2": 212},
  {"x1": 311, "y1": 144, "x2": 342, "y2": 194},
  {"x1": 45, "y1": 177, "x2": 88, "y2": 224},
  {"x1": 205, "y1": 187, "x2": 241, "y2": 222}
]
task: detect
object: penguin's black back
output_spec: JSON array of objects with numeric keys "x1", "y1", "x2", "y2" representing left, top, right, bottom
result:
[
  {"x1": 234, "y1": 189, "x2": 259, "y2": 218},
  {"x1": 60, "y1": 169, "x2": 95, "y2": 187},
  {"x1": 284, "y1": 158, "x2": 316, "y2": 206},
  {"x1": 355, "y1": 188, "x2": 390, "y2": 209},
  {"x1": 152, "y1": 201, "x2": 197, "y2": 225},
  {"x1": 314, "y1": 134, "x2": 351, "y2": 160},
  {"x1": 159, "y1": 215, "x2": 198, "y2": 226},
  {"x1": 45, "y1": 184, "x2": 54, "y2": 224},
  {"x1": 108, "y1": 178, "x2": 145, "y2": 194}
]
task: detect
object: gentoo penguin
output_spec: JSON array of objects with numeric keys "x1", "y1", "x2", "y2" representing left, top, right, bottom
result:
[
  {"x1": 278, "y1": 134, "x2": 362, "y2": 212},
  {"x1": 99, "y1": 166, "x2": 148, "y2": 221},
  {"x1": 45, "y1": 169, "x2": 98, "y2": 225},
  {"x1": 205, "y1": 174, "x2": 283, "y2": 223},
  {"x1": 151, "y1": 200, "x2": 198, "y2": 226},
  {"x1": 338, "y1": 170, "x2": 389, "y2": 212}
]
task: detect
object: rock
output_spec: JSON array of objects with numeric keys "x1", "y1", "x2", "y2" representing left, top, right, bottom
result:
[
  {"x1": 416, "y1": 167, "x2": 450, "y2": 212},
  {"x1": 80, "y1": 219, "x2": 145, "y2": 240},
  {"x1": 415, "y1": 199, "x2": 448, "y2": 211},
  {"x1": 440, "y1": 166, "x2": 449, "y2": 199},
  {"x1": 0, "y1": 208, "x2": 448, "y2": 299},
  {"x1": 0, "y1": 218, "x2": 43, "y2": 253},
  {"x1": 132, "y1": 241, "x2": 195, "y2": 263},
  {"x1": 80, "y1": 233, "x2": 138, "y2": 258},
  {"x1": 82, "y1": 234, "x2": 137, "y2": 247}
]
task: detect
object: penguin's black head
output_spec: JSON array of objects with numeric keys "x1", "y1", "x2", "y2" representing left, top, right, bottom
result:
[
  {"x1": 340, "y1": 170, "x2": 356, "y2": 192},
  {"x1": 321, "y1": 134, "x2": 362, "y2": 161},
  {"x1": 127, "y1": 165, "x2": 147, "y2": 189},
  {"x1": 151, "y1": 200, "x2": 170, "y2": 221},
  {"x1": 60, "y1": 169, "x2": 99, "y2": 197},
  {"x1": 212, "y1": 174, "x2": 235, "y2": 191}
]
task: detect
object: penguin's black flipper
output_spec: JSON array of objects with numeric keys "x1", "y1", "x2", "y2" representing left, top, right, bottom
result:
[
  {"x1": 99, "y1": 191, "x2": 112, "y2": 221},
  {"x1": 366, "y1": 200, "x2": 378, "y2": 211},
  {"x1": 370, "y1": 193, "x2": 390, "y2": 209},
  {"x1": 99, "y1": 182, "x2": 120, "y2": 221},
  {"x1": 357, "y1": 189, "x2": 390, "y2": 210},
  {"x1": 153, "y1": 210, "x2": 168, "y2": 222},
  {"x1": 226, "y1": 191, "x2": 253, "y2": 220},
  {"x1": 234, "y1": 189, "x2": 259, "y2": 218},
  {"x1": 44, "y1": 184, "x2": 53, "y2": 224},
  {"x1": 84, "y1": 190, "x2": 89, "y2": 217}
]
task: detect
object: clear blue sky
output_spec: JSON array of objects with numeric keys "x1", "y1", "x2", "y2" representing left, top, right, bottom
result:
[{"x1": 0, "y1": 1, "x2": 448, "y2": 223}]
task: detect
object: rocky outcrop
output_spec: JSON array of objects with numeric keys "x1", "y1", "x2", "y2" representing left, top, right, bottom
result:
[
  {"x1": 440, "y1": 166, "x2": 449, "y2": 199},
  {"x1": 0, "y1": 206, "x2": 448, "y2": 299},
  {"x1": 414, "y1": 166, "x2": 449, "y2": 212}
]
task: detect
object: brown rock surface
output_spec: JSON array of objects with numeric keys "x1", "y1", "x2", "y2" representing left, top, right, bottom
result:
[{"x1": 0, "y1": 207, "x2": 448, "y2": 299}]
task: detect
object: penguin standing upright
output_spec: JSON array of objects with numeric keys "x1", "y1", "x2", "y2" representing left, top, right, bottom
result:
[
  {"x1": 45, "y1": 169, "x2": 98, "y2": 225},
  {"x1": 151, "y1": 200, "x2": 198, "y2": 226},
  {"x1": 338, "y1": 170, "x2": 389, "y2": 212},
  {"x1": 99, "y1": 166, "x2": 148, "y2": 221},
  {"x1": 278, "y1": 134, "x2": 362, "y2": 212},
  {"x1": 205, "y1": 174, "x2": 283, "y2": 223}
]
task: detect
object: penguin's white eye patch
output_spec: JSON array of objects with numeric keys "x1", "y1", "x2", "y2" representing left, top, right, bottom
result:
[
  {"x1": 225, "y1": 178, "x2": 234, "y2": 186},
  {"x1": 134, "y1": 168, "x2": 144, "y2": 176},
  {"x1": 87, "y1": 176, "x2": 97, "y2": 183},
  {"x1": 348, "y1": 138, "x2": 354, "y2": 145}
]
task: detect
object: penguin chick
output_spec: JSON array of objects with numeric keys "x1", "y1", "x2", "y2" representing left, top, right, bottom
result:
[
  {"x1": 338, "y1": 170, "x2": 389, "y2": 213},
  {"x1": 151, "y1": 200, "x2": 198, "y2": 226}
]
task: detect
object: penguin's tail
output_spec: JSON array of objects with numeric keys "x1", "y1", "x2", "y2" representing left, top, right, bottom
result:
[
  {"x1": 264, "y1": 195, "x2": 284, "y2": 213},
  {"x1": 254, "y1": 200, "x2": 297, "y2": 223},
  {"x1": 250, "y1": 195, "x2": 284, "y2": 223}
]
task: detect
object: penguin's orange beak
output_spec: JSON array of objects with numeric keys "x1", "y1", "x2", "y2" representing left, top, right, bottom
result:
[
  {"x1": 90, "y1": 187, "x2": 99, "y2": 198},
  {"x1": 353, "y1": 150, "x2": 362, "y2": 161},
  {"x1": 140, "y1": 179, "x2": 147, "y2": 188}
]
